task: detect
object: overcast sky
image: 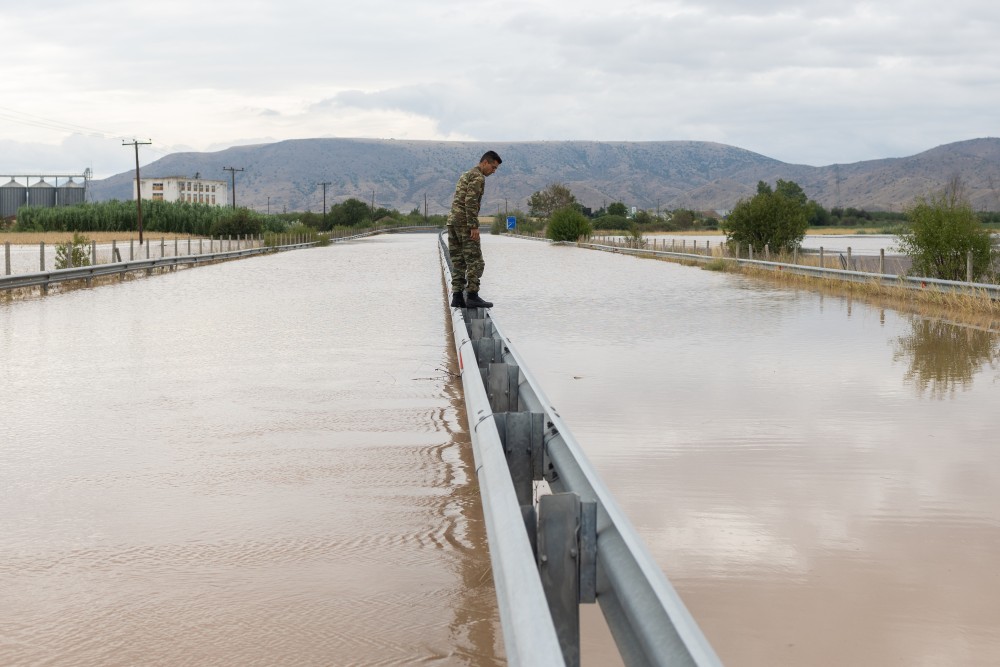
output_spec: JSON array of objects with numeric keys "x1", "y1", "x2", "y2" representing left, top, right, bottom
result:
[{"x1": 2, "y1": 0, "x2": 998, "y2": 179}]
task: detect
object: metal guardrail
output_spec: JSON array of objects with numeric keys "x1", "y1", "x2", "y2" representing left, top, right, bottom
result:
[
  {"x1": 439, "y1": 232, "x2": 723, "y2": 667},
  {"x1": 572, "y1": 241, "x2": 1000, "y2": 300},
  {"x1": 0, "y1": 241, "x2": 321, "y2": 293},
  {"x1": 0, "y1": 226, "x2": 444, "y2": 294}
]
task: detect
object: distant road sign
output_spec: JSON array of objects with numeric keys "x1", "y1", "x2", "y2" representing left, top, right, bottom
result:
[{"x1": 506, "y1": 216, "x2": 516, "y2": 230}]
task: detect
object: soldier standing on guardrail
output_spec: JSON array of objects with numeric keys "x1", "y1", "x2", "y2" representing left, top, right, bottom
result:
[{"x1": 448, "y1": 150, "x2": 502, "y2": 309}]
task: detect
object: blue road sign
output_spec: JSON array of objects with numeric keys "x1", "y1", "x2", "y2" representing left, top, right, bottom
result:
[{"x1": 506, "y1": 216, "x2": 516, "y2": 230}]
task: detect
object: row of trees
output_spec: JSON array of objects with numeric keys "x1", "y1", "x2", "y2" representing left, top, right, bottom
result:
[{"x1": 514, "y1": 179, "x2": 998, "y2": 281}]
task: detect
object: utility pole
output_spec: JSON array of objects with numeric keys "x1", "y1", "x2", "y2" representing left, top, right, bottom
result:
[
  {"x1": 424, "y1": 193, "x2": 428, "y2": 222},
  {"x1": 370, "y1": 189, "x2": 376, "y2": 221},
  {"x1": 267, "y1": 196, "x2": 270, "y2": 216},
  {"x1": 223, "y1": 167, "x2": 244, "y2": 208},
  {"x1": 123, "y1": 139, "x2": 151, "y2": 245},
  {"x1": 319, "y1": 181, "x2": 331, "y2": 226}
]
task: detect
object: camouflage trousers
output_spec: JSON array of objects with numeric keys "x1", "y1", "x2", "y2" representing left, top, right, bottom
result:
[{"x1": 448, "y1": 224, "x2": 485, "y2": 293}]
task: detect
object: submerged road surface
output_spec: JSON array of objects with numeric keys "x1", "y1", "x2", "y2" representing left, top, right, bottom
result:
[{"x1": 1, "y1": 234, "x2": 502, "y2": 666}]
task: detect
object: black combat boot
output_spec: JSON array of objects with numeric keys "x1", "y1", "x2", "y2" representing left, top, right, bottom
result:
[
  {"x1": 450, "y1": 291, "x2": 465, "y2": 308},
  {"x1": 464, "y1": 291, "x2": 493, "y2": 308}
]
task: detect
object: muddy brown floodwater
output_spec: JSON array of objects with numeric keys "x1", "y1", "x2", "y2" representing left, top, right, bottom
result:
[
  {"x1": 487, "y1": 235, "x2": 1000, "y2": 667},
  {"x1": 4, "y1": 232, "x2": 1000, "y2": 666},
  {"x1": 1, "y1": 234, "x2": 502, "y2": 666}
]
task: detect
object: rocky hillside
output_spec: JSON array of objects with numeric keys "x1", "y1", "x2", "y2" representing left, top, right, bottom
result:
[{"x1": 87, "y1": 137, "x2": 1000, "y2": 215}]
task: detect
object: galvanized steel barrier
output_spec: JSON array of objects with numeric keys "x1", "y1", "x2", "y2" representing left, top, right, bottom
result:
[
  {"x1": 573, "y1": 240, "x2": 1000, "y2": 300},
  {"x1": 1, "y1": 226, "x2": 441, "y2": 294},
  {"x1": 439, "y1": 232, "x2": 723, "y2": 667}
]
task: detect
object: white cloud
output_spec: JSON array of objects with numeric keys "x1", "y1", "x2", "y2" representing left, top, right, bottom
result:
[{"x1": 2, "y1": 0, "x2": 999, "y2": 175}]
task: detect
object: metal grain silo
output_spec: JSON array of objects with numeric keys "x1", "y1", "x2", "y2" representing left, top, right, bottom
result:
[
  {"x1": 58, "y1": 178, "x2": 86, "y2": 206},
  {"x1": 28, "y1": 179, "x2": 57, "y2": 208},
  {"x1": 1, "y1": 179, "x2": 27, "y2": 218}
]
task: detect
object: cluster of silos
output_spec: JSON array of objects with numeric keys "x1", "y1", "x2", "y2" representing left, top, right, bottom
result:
[{"x1": 0, "y1": 176, "x2": 87, "y2": 219}]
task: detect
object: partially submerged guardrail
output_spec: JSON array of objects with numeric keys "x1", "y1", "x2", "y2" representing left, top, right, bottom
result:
[
  {"x1": 439, "y1": 232, "x2": 722, "y2": 667},
  {"x1": 573, "y1": 240, "x2": 1000, "y2": 301},
  {"x1": 1, "y1": 226, "x2": 443, "y2": 294}
]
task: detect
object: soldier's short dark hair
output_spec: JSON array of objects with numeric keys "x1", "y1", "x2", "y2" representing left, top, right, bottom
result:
[{"x1": 481, "y1": 150, "x2": 502, "y2": 165}]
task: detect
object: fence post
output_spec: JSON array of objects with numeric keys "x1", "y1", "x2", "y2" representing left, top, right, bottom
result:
[
  {"x1": 188, "y1": 238, "x2": 191, "y2": 255},
  {"x1": 819, "y1": 246, "x2": 824, "y2": 268},
  {"x1": 160, "y1": 237, "x2": 165, "y2": 258},
  {"x1": 4, "y1": 241, "x2": 10, "y2": 275},
  {"x1": 174, "y1": 237, "x2": 178, "y2": 257},
  {"x1": 793, "y1": 248, "x2": 798, "y2": 265},
  {"x1": 748, "y1": 245, "x2": 753, "y2": 261},
  {"x1": 146, "y1": 241, "x2": 150, "y2": 259},
  {"x1": 91, "y1": 240, "x2": 97, "y2": 266},
  {"x1": 765, "y1": 243, "x2": 770, "y2": 260},
  {"x1": 880, "y1": 248, "x2": 885, "y2": 275},
  {"x1": 847, "y1": 247, "x2": 852, "y2": 270},
  {"x1": 967, "y1": 250, "x2": 973, "y2": 282},
  {"x1": 40, "y1": 242, "x2": 46, "y2": 271},
  {"x1": 130, "y1": 238, "x2": 134, "y2": 261}
]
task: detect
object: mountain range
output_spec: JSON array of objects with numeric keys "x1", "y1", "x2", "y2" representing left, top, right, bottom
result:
[{"x1": 87, "y1": 137, "x2": 1000, "y2": 215}]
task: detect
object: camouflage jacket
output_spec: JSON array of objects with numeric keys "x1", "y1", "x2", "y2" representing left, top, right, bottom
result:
[{"x1": 447, "y1": 167, "x2": 485, "y2": 229}]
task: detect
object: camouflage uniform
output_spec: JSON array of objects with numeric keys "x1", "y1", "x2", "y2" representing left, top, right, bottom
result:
[{"x1": 447, "y1": 167, "x2": 486, "y2": 293}]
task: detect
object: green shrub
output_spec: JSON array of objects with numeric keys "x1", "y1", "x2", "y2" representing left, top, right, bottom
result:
[
  {"x1": 896, "y1": 183, "x2": 997, "y2": 281},
  {"x1": 546, "y1": 206, "x2": 592, "y2": 242},
  {"x1": 55, "y1": 233, "x2": 91, "y2": 269}
]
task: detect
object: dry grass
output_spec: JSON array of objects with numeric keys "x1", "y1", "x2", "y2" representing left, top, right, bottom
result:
[{"x1": 0, "y1": 231, "x2": 201, "y2": 244}]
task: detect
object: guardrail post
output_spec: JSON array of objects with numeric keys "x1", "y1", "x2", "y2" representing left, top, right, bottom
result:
[
  {"x1": 5, "y1": 241, "x2": 10, "y2": 275},
  {"x1": 537, "y1": 493, "x2": 597, "y2": 667},
  {"x1": 494, "y1": 410, "x2": 544, "y2": 507},
  {"x1": 40, "y1": 241, "x2": 45, "y2": 271},
  {"x1": 968, "y1": 251, "x2": 973, "y2": 282}
]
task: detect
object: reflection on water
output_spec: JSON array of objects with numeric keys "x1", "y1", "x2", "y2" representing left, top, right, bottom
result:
[
  {"x1": 893, "y1": 318, "x2": 1000, "y2": 398},
  {"x1": 0, "y1": 235, "x2": 502, "y2": 666},
  {"x1": 486, "y1": 235, "x2": 1000, "y2": 667}
]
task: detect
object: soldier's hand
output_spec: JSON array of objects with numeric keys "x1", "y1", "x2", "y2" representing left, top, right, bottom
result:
[{"x1": 470, "y1": 228, "x2": 481, "y2": 242}]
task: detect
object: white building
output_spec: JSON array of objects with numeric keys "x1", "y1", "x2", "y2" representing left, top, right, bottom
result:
[{"x1": 134, "y1": 176, "x2": 229, "y2": 206}]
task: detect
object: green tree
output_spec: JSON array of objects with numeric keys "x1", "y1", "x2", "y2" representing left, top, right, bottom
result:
[
  {"x1": 329, "y1": 198, "x2": 370, "y2": 227},
  {"x1": 722, "y1": 183, "x2": 809, "y2": 253},
  {"x1": 546, "y1": 206, "x2": 592, "y2": 242},
  {"x1": 775, "y1": 179, "x2": 808, "y2": 206},
  {"x1": 670, "y1": 209, "x2": 696, "y2": 230},
  {"x1": 528, "y1": 183, "x2": 577, "y2": 218},
  {"x1": 895, "y1": 179, "x2": 996, "y2": 281},
  {"x1": 607, "y1": 201, "x2": 628, "y2": 217}
]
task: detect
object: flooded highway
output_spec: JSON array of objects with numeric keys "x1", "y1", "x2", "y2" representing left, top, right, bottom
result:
[
  {"x1": 488, "y1": 235, "x2": 1000, "y2": 667},
  {"x1": 3, "y1": 232, "x2": 999, "y2": 666},
  {"x1": 1, "y1": 234, "x2": 502, "y2": 666}
]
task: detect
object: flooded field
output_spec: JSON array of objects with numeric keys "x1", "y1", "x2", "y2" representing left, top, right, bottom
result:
[{"x1": 3, "y1": 232, "x2": 999, "y2": 666}]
